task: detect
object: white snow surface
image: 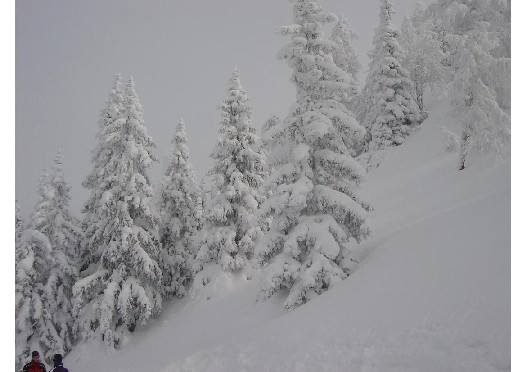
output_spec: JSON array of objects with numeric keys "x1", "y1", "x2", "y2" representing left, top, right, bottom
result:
[{"x1": 67, "y1": 99, "x2": 510, "y2": 371}]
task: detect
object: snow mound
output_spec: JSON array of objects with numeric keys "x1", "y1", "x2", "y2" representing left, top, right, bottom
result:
[{"x1": 190, "y1": 264, "x2": 237, "y2": 302}]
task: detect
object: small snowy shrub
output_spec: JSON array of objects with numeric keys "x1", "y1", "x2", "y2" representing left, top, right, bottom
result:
[{"x1": 440, "y1": 126, "x2": 460, "y2": 152}]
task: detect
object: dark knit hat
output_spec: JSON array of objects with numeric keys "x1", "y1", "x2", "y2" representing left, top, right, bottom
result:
[
  {"x1": 53, "y1": 354, "x2": 62, "y2": 363},
  {"x1": 31, "y1": 351, "x2": 39, "y2": 357}
]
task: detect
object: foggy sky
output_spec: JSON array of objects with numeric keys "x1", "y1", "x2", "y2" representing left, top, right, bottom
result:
[{"x1": 16, "y1": 0, "x2": 429, "y2": 219}]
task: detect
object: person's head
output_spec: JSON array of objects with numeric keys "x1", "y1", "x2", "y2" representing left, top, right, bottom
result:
[
  {"x1": 53, "y1": 353, "x2": 62, "y2": 365},
  {"x1": 31, "y1": 350, "x2": 40, "y2": 362}
]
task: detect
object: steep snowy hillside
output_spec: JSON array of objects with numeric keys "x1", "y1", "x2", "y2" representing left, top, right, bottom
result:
[{"x1": 67, "y1": 99, "x2": 510, "y2": 371}]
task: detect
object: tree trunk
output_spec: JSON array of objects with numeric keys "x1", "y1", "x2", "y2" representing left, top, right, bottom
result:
[
  {"x1": 458, "y1": 131, "x2": 469, "y2": 171},
  {"x1": 416, "y1": 81, "x2": 424, "y2": 111}
]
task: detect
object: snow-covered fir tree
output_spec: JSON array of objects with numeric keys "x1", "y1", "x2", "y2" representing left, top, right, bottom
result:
[
  {"x1": 261, "y1": 114, "x2": 288, "y2": 174},
  {"x1": 196, "y1": 68, "x2": 267, "y2": 272},
  {"x1": 80, "y1": 73, "x2": 125, "y2": 275},
  {"x1": 355, "y1": 0, "x2": 423, "y2": 153},
  {"x1": 159, "y1": 119, "x2": 202, "y2": 298},
  {"x1": 399, "y1": 1, "x2": 447, "y2": 111},
  {"x1": 73, "y1": 77, "x2": 163, "y2": 348},
  {"x1": 425, "y1": 0, "x2": 510, "y2": 113},
  {"x1": 260, "y1": 115, "x2": 284, "y2": 234},
  {"x1": 15, "y1": 228, "x2": 53, "y2": 370},
  {"x1": 261, "y1": 115, "x2": 281, "y2": 155},
  {"x1": 423, "y1": 0, "x2": 510, "y2": 169},
  {"x1": 255, "y1": 0, "x2": 370, "y2": 310},
  {"x1": 329, "y1": 14, "x2": 361, "y2": 91},
  {"x1": 452, "y1": 41, "x2": 510, "y2": 170},
  {"x1": 15, "y1": 199, "x2": 39, "y2": 371},
  {"x1": 38, "y1": 151, "x2": 81, "y2": 356},
  {"x1": 16, "y1": 154, "x2": 80, "y2": 367},
  {"x1": 15, "y1": 200, "x2": 26, "y2": 266}
]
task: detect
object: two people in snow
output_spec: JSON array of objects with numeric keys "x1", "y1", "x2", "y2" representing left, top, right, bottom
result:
[{"x1": 22, "y1": 351, "x2": 69, "y2": 372}]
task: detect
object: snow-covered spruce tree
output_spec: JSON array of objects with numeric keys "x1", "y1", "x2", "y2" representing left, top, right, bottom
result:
[
  {"x1": 453, "y1": 42, "x2": 510, "y2": 170},
  {"x1": 423, "y1": 0, "x2": 510, "y2": 169},
  {"x1": 196, "y1": 68, "x2": 267, "y2": 272},
  {"x1": 259, "y1": 115, "x2": 283, "y2": 233},
  {"x1": 16, "y1": 176, "x2": 49, "y2": 370},
  {"x1": 15, "y1": 157, "x2": 80, "y2": 367},
  {"x1": 329, "y1": 14, "x2": 361, "y2": 91},
  {"x1": 15, "y1": 228, "x2": 53, "y2": 370},
  {"x1": 261, "y1": 115, "x2": 281, "y2": 156},
  {"x1": 14, "y1": 201, "x2": 34, "y2": 371},
  {"x1": 356, "y1": 0, "x2": 423, "y2": 153},
  {"x1": 15, "y1": 200, "x2": 26, "y2": 266},
  {"x1": 73, "y1": 77, "x2": 163, "y2": 348},
  {"x1": 399, "y1": 1, "x2": 447, "y2": 111},
  {"x1": 261, "y1": 114, "x2": 291, "y2": 180},
  {"x1": 425, "y1": 0, "x2": 510, "y2": 113},
  {"x1": 159, "y1": 119, "x2": 202, "y2": 298},
  {"x1": 254, "y1": 0, "x2": 370, "y2": 310},
  {"x1": 37, "y1": 150, "x2": 81, "y2": 356},
  {"x1": 80, "y1": 73, "x2": 125, "y2": 275}
]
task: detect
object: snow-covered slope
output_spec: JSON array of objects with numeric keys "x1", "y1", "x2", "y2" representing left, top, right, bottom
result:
[{"x1": 67, "y1": 99, "x2": 510, "y2": 371}]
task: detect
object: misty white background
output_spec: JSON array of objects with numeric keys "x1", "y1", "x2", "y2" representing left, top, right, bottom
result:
[{"x1": 15, "y1": 0, "x2": 432, "y2": 219}]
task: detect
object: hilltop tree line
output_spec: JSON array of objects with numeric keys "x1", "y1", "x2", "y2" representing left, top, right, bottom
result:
[{"x1": 15, "y1": 0, "x2": 510, "y2": 368}]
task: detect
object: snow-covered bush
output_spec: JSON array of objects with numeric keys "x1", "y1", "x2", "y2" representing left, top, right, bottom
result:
[
  {"x1": 440, "y1": 126, "x2": 460, "y2": 152},
  {"x1": 356, "y1": 150, "x2": 387, "y2": 172},
  {"x1": 190, "y1": 264, "x2": 234, "y2": 302}
]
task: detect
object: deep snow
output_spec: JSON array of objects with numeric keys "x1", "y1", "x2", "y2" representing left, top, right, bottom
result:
[{"x1": 65, "y1": 98, "x2": 510, "y2": 371}]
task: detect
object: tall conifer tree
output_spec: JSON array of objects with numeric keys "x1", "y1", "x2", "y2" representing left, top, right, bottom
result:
[
  {"x1": 81, "y1": 74, "x2": 125, "y2": 275},
  {"x1": 159, "y1": 119, "x2": 202, "y2": 298},
  {"x1": 16, "y1": 152, "x2": 80, "y2": 366},
  {"x1": 196, "y1": 68, "x2": 267, "y2": 272},
  {"x1": 453, "y1": 41, "x2": 510, "y2": 170},
  {"x1": 15, "y1": 201, "x2": 25, "y2": 266},
  {"x1": 40, "y1": 151, "x2": 80, "y2": 356},
  {"x1": 356, "y1": 0, "x2": 422, "y2": 152},
  {"x1": 330, "y1": 14, "x2": 361, "y2": 91},
  {"x1": 15, "y1": 227, "x2": 53, "y2": 369},
  {"x1": 399, "y1": 1, "x2": 447, "y2": 112},
  {"x1": 424, "y1": 0, "x2": 510, "y2": 169},
  {"x1": 255, "y1": 0, "x2": 370, "y2": 310},
  {"x1": 73, "y1": 77, "x2": 163, "y2": 348}
]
